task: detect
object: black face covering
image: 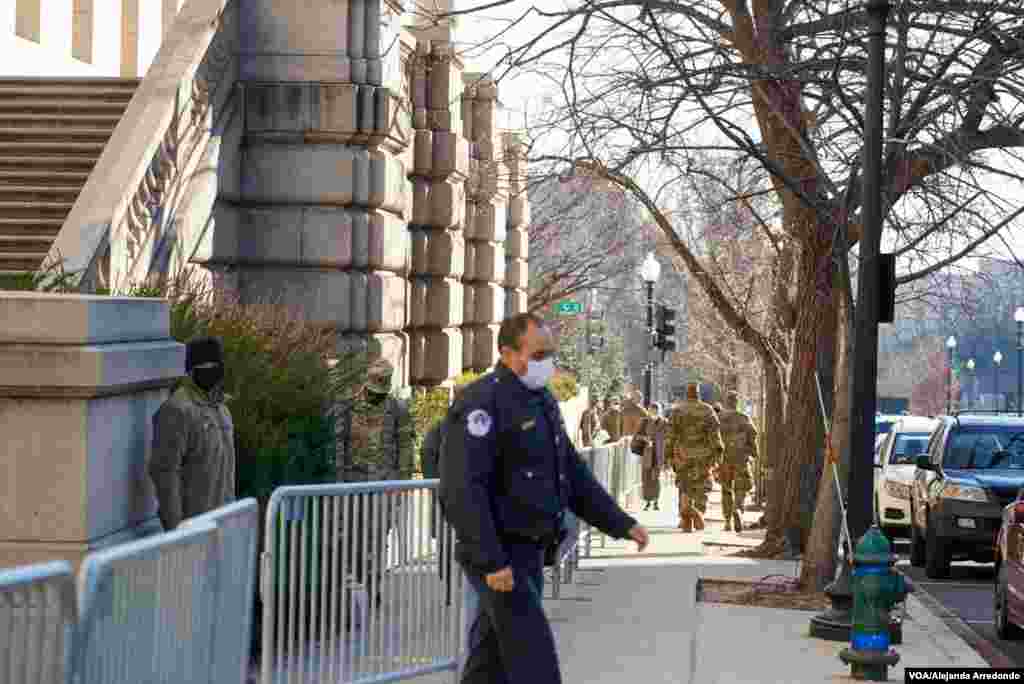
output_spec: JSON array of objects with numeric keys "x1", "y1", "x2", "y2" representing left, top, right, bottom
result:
[
  {"x1": 192, "y1": 364, "x2": 225, "y2": 392},
  {"x1": 366, "y1": 390, "x2": 388, "y2": 405}
]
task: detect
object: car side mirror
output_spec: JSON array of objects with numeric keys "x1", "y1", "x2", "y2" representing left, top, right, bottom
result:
[{"x1": 915, "y1": 454, "x2": 934, "y2": 471}]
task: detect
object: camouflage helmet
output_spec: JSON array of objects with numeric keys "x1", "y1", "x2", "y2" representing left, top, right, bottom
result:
[{"x1": 365, "y1": 357, "x2": 394, "y2": 393}]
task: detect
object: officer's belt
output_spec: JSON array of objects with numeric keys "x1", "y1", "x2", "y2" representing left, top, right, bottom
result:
[{"x1": 501, "y1": 532, "x2": 557, "y2": 546}]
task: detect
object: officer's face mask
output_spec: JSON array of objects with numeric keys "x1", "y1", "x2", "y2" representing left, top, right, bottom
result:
[
  {"x1": 521, "y1": 356, "x2": 556, "y2": 391},
  {"x1": 191, "y1": 362, "x2": 225, "y2": 392}
]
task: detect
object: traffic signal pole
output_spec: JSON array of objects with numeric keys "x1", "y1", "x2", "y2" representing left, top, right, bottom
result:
[{"x1": 644, "y1": 281, "x2": 655, "y2": 408}]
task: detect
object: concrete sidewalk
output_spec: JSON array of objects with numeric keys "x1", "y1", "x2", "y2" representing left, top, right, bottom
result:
[{"x1": 540, "y1": 481, "x2": 989, "y2": 683}]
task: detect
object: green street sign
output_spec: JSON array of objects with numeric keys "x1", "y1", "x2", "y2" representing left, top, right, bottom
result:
[{"x1": 556, "y1": 301, "x2": 583, "y2": 315}]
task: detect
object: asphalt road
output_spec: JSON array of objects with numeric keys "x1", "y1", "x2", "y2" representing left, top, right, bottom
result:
[{"x1": 888, "y1": 536, "x2": 1024, "y2": 664}]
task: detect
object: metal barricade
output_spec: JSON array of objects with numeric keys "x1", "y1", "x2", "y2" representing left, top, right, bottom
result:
[
  {"x1": 260, "y1": 481, "x2": 465, "y2": 684},
  {"x1": 548, "y1": 512, "x2": 580, "y2": 600},
  {"x1": 72, "y1": 523, "x2": 220, "y2": 684},
  {"x1": 182, "y1": 498, "x2": 260, "y2": 684},
  {"x1": 0, "y1": 561, "x2": 76, "y2": 684}
]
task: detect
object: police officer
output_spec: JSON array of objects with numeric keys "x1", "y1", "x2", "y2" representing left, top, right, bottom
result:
[{"x1": 440, "y1": 313, "x2": 649, "y2": 684}]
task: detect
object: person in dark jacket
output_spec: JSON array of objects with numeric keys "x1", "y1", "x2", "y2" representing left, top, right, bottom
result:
[
  {"x1": 149, "y1": 336, "x2": 235, "y2": 531},
  {"x1": 440, "y1": 313, "x2": 649, "y2": 684}
]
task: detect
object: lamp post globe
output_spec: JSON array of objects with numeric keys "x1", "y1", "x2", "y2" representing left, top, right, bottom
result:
[{"x1": 639, "y1": 252, "x2": 661, "y2": 283}]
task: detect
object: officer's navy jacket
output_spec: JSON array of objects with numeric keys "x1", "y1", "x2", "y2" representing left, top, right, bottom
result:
[{"x1": 439, "y1": 363, "x2": 638, "y2": 574}]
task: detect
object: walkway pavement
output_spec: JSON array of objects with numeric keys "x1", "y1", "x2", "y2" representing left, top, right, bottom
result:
[{"x1": 542, "y1": 480, "x2": 989, "y2": 683}]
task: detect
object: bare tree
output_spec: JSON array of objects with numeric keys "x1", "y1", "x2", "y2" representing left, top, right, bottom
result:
[
  {"x1": 432, "y1": 1, "x2": 1024, "y2": 571},
  {"x1": 527, "y1": 175, "x2": 643, "y2": 310}
]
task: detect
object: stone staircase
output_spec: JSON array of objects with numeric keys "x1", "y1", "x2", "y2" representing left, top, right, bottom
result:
[{"x1": 0, "y1": 78, "x2": 140, "y2": 277}]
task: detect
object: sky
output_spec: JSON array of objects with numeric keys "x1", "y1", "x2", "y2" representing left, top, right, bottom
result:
[{"x1": 440, "y1": 0, "x2": 1024, "y2": 272}]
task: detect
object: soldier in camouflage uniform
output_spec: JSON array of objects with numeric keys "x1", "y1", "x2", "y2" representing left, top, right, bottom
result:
[
  {"x1": 328, "y1": 357, "x2": 416, "y2": 608},
  {"x1": 637, "y1": 411, "x2": 667, "y2": 510},
  {"x1": 603, "y1": 398, "x2": 624, "y2": 442},
  {"x1": 580, "y1": 395, "x2": 603, "y2": 447},
  {"x1": 621, "y1": 391, "x2": 648, "y2": 437},
  {"x1": 717, "y1": 390, "x2": 758, "y2": 532},
  {"x1": 666, "y1": 383, "x2": 725, "y2": 532}
]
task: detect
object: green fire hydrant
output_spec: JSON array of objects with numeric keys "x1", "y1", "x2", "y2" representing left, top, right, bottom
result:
[{"x1": 838, "y1": 525, "x2": 910, "y2": 681}]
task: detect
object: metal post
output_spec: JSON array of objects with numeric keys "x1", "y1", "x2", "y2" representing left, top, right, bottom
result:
[
  {"x1": 644, "y1": 281, "x2": 654, "y2": 408},
  {"x1": 847, "y1": 0, "x2": 889, "y2": 548},
  {"x1": 812, "y1": 0, "x2": 889, "y2": 645},
  {"x1": 946, "y1": 347, "x2": 953, "y2": 415},
  {"x1": 1017, "y1": 321, "x2": 1023, "y2": 417},
  {"x1": 996, "y1": 362, "x2": 1001, "y2": 411}
]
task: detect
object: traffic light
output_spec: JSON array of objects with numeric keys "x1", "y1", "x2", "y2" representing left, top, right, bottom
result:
[{"x1": 654, "y1": 305, "x2": 677, "y2": 352}]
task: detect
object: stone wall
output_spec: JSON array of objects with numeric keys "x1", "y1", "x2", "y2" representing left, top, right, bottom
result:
[{"x1": 218, "y1": 0, "x2": 528, "y2": 390}]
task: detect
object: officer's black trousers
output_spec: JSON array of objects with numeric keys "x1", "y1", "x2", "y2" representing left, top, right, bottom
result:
[{"x1": 460, "y1": 540, "x2": 562, "y2": 684}]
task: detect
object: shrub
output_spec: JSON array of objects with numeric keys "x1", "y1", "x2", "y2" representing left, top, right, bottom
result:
[
  {"x1": 550, "y1": 372, "x2": 579, "y2": 402},
  {"x1": 123, "y1": 270, "x2": 356, "y2": 507},
  {"x1": 0, "y1": 257, "x2": 80, "y2": 292},
  {"x1": 408, "y1": 370, "x2": 486, "y2": 473}
]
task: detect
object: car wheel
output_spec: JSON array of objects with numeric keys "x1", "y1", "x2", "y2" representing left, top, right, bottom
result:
[
  {"x1": 925, "y1": 519, "x2": 951, "y2": 579},
  {"x1": 996, "y1": 563, "x2": 1024, "y2": 640},
  {"x1": 910, "y1": 509, "x2": 925, "y2": 567}
]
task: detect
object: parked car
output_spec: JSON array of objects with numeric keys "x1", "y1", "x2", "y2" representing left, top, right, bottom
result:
[
  {"x1": 874, "y1": 416, "x2": 938, "y2": 538},
  {"x1": 910, "y1": 413, "x2": 1024, "y2": 579},
  {"x1": 995, "y1": 497, "x2": 1024, "y2": 638}
]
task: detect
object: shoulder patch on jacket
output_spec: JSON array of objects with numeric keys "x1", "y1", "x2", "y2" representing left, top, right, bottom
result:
[{"x1": 466, "y1": 409, "x2": 493, "y2": 437}]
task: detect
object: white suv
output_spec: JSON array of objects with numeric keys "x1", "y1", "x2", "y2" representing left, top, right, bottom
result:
[{"x1": 874, "y1": 416, "x2": 939, "y2": 537}]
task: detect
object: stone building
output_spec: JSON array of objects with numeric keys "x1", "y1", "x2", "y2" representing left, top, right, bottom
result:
[{"x1": 1, "y1": 0, "x2": 529, "y2": 390}]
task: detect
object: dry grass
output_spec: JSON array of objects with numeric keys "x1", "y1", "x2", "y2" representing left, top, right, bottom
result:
[{"x1": 698, "y1": 579, "x2": 829, "y2": 611}]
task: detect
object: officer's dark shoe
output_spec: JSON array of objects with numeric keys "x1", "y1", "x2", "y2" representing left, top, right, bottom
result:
[
  {"x1": 733, "y1": 512, "x2": 743, "y2": 532},
  {"x1": 654, "y1": 502, "x2": 660, "y2": 511},
  {"x1": 643, "y1": 502, "x2": 650, "y2": 511}
]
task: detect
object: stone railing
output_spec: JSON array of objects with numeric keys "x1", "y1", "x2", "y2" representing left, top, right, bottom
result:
[{"x1": 45, "y1": 0, "x2": 239, "y2": 294}]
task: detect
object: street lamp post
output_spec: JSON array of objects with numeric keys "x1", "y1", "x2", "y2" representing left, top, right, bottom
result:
[
  {"x1": 966, "y1": 359, "x2": 975, "y2": 410},
  {"x1": 639, "y1": 252, "x2": 661, "y2": 409},
  {"x1": 946, "y1": 336, "x2": 957, "y2": 415},
  {"x1": 1016, "y1": 307, "x2": 1024, "y2": 416},
  {"x1": 995, "y1": 350, "x2": 1003, "y2": 411},
  {"x1": 810, "y1": 0, "x2": 890, "y2": 646}
]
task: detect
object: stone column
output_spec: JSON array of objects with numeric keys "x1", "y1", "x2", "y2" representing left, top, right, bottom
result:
[
  {"x1": 0, "y1": 293, "x2": 183, "y2": 570},
  {"x1": 236, "y1": 0, "x2": 413, "y2": 388},
  {"x1": 461, "y1": 74, "x2": 507, "y2": 372},
  {"x1": 407, "y1": 41, "x2": 470, "y2": 387},
  {"x1": 503, "y1": 131, "x2": 529, "y2": 317}
]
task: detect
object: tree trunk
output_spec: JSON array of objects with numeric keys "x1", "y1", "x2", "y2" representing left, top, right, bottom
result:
[
  {"x1": 767, "y1": 234, "x2": 837, "y2": 546},
  {"x1": 759, "y1": 354, "x2": 787, "y2": 536},
  {"x1": 801, "y1": 282, "x2": 851, "y2": 589}
]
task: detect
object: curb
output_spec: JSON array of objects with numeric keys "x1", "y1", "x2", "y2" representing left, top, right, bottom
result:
[{"x1": 899, "y1": 569, "x2": 1016, "y2": 668}]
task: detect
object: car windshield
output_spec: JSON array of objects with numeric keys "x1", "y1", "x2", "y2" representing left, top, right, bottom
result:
[
  {"x1": 888, "y1": 433, "x2": 931, "y2": 465},
  {"x1": 943, "y1": 427, "x2": 1024, "y2": 469}
]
